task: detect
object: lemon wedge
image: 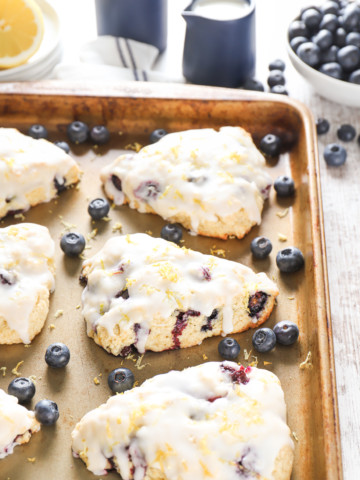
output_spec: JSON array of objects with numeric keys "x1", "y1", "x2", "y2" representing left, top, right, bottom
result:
[{"x1": 0, "y1": 0, "x2": 44, "y2": 69}]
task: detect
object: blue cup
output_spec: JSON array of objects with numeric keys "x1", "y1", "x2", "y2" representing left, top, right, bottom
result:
[
  {"x1": 95, "y1": 0, "x2": 167, "y2": 52},
  {"x1": 182, "y1": 0, "x2": 256, "y2": 87}
]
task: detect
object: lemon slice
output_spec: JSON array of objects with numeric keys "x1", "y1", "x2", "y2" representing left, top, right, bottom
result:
[{"x1": 0, "y1": 0, "x2": 44, "y2": 69}]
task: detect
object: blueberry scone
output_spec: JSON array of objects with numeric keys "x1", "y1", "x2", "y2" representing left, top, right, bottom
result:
[
  {"x1": 72, "y1": 361, "x2": 294, "y2": 479},
  {"x1": 100, "y1": 127, "x2": 272, "y2": 239},
  {"x1": 0, "y1": 223, "x2": 55, "y2": 344},
  {"x1": 0, "y1": 128, "x2": 81, "y2": 219},
  {"x1": 0, "y1": 389, "x2": 40, "y2": 459},
  {"x1": 80, "y1": 233, "x2": 278, "y2": 356}
]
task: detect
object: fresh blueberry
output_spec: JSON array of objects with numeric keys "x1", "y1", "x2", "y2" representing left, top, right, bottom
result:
[
  {"x1": 296, "y1": 42, "x2": 321, "y2": 67},
  {"x1": 349, "y1": 69, "x2": 360, "y2": 83},
  {"x1": 273, "y1": 321, "x2": 300, "y2": 346},
  {"x1": 316, "y1": 118, "x2": 330, "y2": 135},
  {"x1": 88, "y1": 198, "x2": 110, "y2": 220},
  {"x1": 276, "y1": 247, "x2": 305, "y2": 273},
  {"x1": 34, "y1": 399, "x2": 59, "y2": 425},
  {"x1": 337, "y1": 124, "x2": 356, "y2": 142},
  {"x1": 54, "y1": 140, "x2": 70, "y2": 153},
  {"x1": 288, "y1": 20, "x2": 309, "y2": 40},
  {"x1": 274, "y1": 176, "x2": 295, "y2": 197},
  {"x1": 268, "y1": 59, "x2": 285, "y2": 71},
  {"x1": 323, "y1": 143, "x2": 347, "y2": 166},
  {"x1": 28, "y1": 124, "x2": 48, "y2": 139},
  {"x1": 320, "y1": 45, "x2": 339, "y2": 63},
  {"x1": 301, "y1": 8, "x2": 323, "y2": 30},
  {"x1": 241, "y1": 78, "x2": 265, "y2": 91},
  {"x1": 270, "y1": 84, "x2": 288, "y2": 95},
  {"x1": 290, "y1": 36, "x2": 308, "y2": 52},
  {"x1": 250, "y1": 236, "x2": 272, "y2": 259},
  {"x1": 60, "y1": 232, "x2": 86, "y2": 256},
  {"x1": 252, "y1": 328, "x2": 276, "y2": 353},
  {"x1": 160, "y1": 223, "x2": 183, "y2": 244},
  {"x1": 218, "y1": 337, "x2": 240, "y2": 360},
  {"x1": 320, "y1": 1, "x2": 339, "y2": 16},
  {"x1": 319, "y1": 13, "x2": 339, "y2": 32},
  {"x1": 67, "y1": 121, "x2": 89, "y2": 144},
  {"x1": 337, "y1": 45, "x2": 360, "y2": 71},
  {"x1": 150, "y1": 128, "x2": 168, "y2": 143},
  {"x1": 267, "y1": 70, "x2": 286, "y2": 88},
  {"x1": 108, "y1": 367, "x2": 135, "y2": 393},
  {"x1": 342, "y1": 4, "x2": 360, "y2": 31},
  {"x1": 8, "y1": 377, "x2": 36, "y2": 403},
  {"x1": 45, "y1": 343, "x2": 70, "y2": 368},
  {"x1": 259, "y1": 134, "x2": 281, "y2": 156},
  {"x1": 334, "y1": 27, "x2": 347, "y2": 47},
  {"x1": 346, "y1": 32, "x2": 360, "y2": 48},
  {"x1": 90, "y1": 125, "x2": 110, "y2": 145},
  {"x1": 319, "y1": 62, "x2": 343, "y2": 79},
  {"x1": 312, "y1": 29, "x2": 333, "y2": 50}
]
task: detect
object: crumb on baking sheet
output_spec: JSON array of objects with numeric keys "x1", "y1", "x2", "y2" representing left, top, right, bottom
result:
[
  {"x1": 276, "y1": 208, "x2": 289, "y2": 219},
  {"x1": 27, "y1": 457, "x2": 36, "y2": 463},
  {"x1": 299, "y1": 351, "x2": 312, "y2": 370},
  {"x1": 112, "y1": 222, "x2": 123, "y2": 233},
  {"x1": 202, "y1": 354, "x2": 208, "y2": 360},
  {"x1": 210, "y1": 246, "x2": 226, "y2": 257},
  {"x1": 54, "y1": 309, "x2": 63, "y2": 319},
  {"x1": 49, "y1": 324, "x2": 56, "y2": 331},
  {"x1": 14, "y1": 213, "x2": 25, "y2": 221},
  {"x1": 278, "y1": 233, "x2": 288, "y2": 242},
  {"x1": 29, "y1": 375, "x2": 36, "y2": 384},
  {"x1": 75, "y1": 304, "x2": 81, "y2": 310},
  {"x1": 24, "y1": 344, "x2": 31, "y2": 348},
  {"x1": 249, "y1": 356, "x2": 258, "y2": 367},
  {"x1": 288, "y1": 296, "x2": 295, "y2": 300},
  {"x1": 243, "y1": 349, "x2": 251, "y2": 361},
  {"x1": 263, "y1": 361, "x2": 272, "y2": 366},
  {"x1": 125, "y1": 142, "x2": 143, "y2": 152},
  {"x1": 12, "y1": 360, "x2": 24, "y2": 377},
  {"x1": 145, "y1": 230, "x2": 153, "y2": 235},
  {"x1": 0, "y1": 366, "x2": 6, "y2": 377},
  {"x1": 102, "y1": 216, "x2": 111, "y2": 222},
  {"x1": 93, "y1": 377, "x2": 100, "y2": 385},
  {"x1": 292, "y1": 431, "x2": 299, "y2": 442}
]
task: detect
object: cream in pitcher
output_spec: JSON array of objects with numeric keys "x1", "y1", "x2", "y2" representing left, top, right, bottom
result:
[{"x1": 191, "y1": 0, "x2": 252, "y2": 20}]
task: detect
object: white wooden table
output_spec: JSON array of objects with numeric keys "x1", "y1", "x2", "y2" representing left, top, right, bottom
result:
[{"x1": 25, "y1": 1, "x2": 360, "y2": 478}]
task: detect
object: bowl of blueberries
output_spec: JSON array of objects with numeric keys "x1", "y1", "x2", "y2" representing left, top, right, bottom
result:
[{"x1": 287, "y1": 0, "x2": 360, "y2": 106}]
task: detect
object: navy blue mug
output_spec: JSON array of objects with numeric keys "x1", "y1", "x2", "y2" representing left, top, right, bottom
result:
[
  {"x1": 182, "y1": 0, "x2": 256, "y2": 87},
  {"x1": 95, "y1": 0, "x2": 167, "y2": 52}
]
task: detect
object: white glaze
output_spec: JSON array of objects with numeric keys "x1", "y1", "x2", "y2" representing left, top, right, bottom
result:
[
  {"x1": 0, "y1": 223, "x2": 55, "y2": 343},
  {"x1": 72, "y1": 362, "x2": 294, "y2": 478},
  {"x1": 101, "y1": 127, "x2": 272, "y2": 234},
  {"x1": 0, "y1": 389, "x2": 40, "y2": 459},
  {"x1": 81, "y1": 233, "x2": 278, "y2": 353},
  {"x1": 192, "y1": 0, "x2": 251, "y2": 20}
]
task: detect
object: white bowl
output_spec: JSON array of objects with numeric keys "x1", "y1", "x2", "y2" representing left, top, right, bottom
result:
[{"x1": 287, "y1": 39, "x2": 360, "y2": 108}]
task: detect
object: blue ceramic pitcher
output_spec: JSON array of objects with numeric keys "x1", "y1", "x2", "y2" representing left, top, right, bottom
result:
[{"x1": 182, "y1": 0, "x2": 256, "y2": 87}]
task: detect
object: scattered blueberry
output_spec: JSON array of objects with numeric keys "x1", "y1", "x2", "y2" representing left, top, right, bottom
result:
[
  {"x1": 67, "y1": 121, "x2": 89, "y2": 144},
  {"x1": 28, "y1": 124, "x2": 48, "y2": 139},
  {"x1": 90, "y1": 125, "x2": 110, "y2": 145},
  {"x1": 108, "y1": 367, "x2": 135, "y2": 393},
  {"x1": 60, "y1": 232, "x2": 86, "y2": 256},
  {"x1": 252, "y1": 328, "x2": 276, "y2": 353},
  {"x1": 160, "y1": 223, "x2": 183, "y2": 244},
  {"x1": 241, "y1": 78, "x2": 265, "y2": 91},
  {"x1": 276, "y1": 247, "x2": 305, "y2": 273},
  {"x1": 267, "y1": 70, "x2": 286, "y2": 87},
  {"x1": 88, "y1": 198, "x2": 110, "y2": 220},
  {"x1": 34, "y1": 399, "x2": 59, "y2": 425},
  {"x1": 323, "y1": 143, "x2": 347, "y2": 166},
  {"x1": 274, "y1": 175, "x2": 295, "y2": 197},
  {"x1": 337, "y1": 124, "x2": 356, "y2": 141},
  {"x1": 259, "y1": 134, "x2": 281, "y2": 156},
  {"x1": 273, "y1": 321, "x2": 300, "y2": 346},
  {"x1": 270, "y1": 84, "x2": 289, "y2": 95},
  {"x1": 8, "y1": 377, "x2": 36, "y2": 403},
  {"x1": 268, "y1": 59, "x2": 285, "y2": 71},
  {"x1": 45, "y1": 343, "x2": 70, "y2": 368},
  {"x1": 218, "y1": 337, "x2": 241, "y2": 360},
  {"x1": 316, "y1": 118, "x2": 330, "y2": 135},
  {"x1": 150, "y1": 128, "x2": 168, "y2": 143},
  {"x1": 319, "y1": 61, "x2": 343, "y2": 78},
  {"x1": 54, "y1": 140, "x2": 70, "y2": 153},
  {"x1": 296, "y1": 42, "x2": 321, "y2": 67},
  {"x1": 250, "y1": 236, "x2": 272, "y2": 259}
]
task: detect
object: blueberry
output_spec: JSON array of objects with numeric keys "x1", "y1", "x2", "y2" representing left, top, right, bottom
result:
[
  {"x1": 45, "y1": 342, "x2": 70, "y2": 368},
  {"x1": 274, "y1": 176, "x2": 295, "y2": 197},
  {"x1": 28, "y1": 124, "x2": 48, "y2": 139},
  {"x1": 88, "y1": 198, "x2": 110, "y2": 220},
  {"x1": 259, "y1": 134, "x2": 281, "y2": 156},
  {"x1": 270, "y1": 84, "x2": 288, "y2": 95},
  {"x1": 108, "y1": 367, "x2": 135, "y2": 393},
  {"x1": 316, "y1": 118, "x2": 330, "y2": 135},
  {"x1": 337, "y1": 45, "x2": 360, "y2": 71},
  {"x1": 346, "y1": 32, "x2": 360, "y2": 48},
  {"x1": 267, "y1": 70, "x2": 286, "y2": 88},
  {"x1": 90, "y1": 125, "x2": 110, "y2": 145},
  {"x1": 34, "y1": 399, "x2": 59, "y2": 425},
  {"x1": 319, "y1": 13, "x2": 339, "y2": 32},
  {"x1": 60, "y1": 232, "x2": 86, "y2": 256},
  {"x1": 320, "y1": 45, "x2": 339, "y2": 63},
  {"x1": 320, "y1": 1, "x2": 339, "y2": 16},
  {"x1": 319, "y1": 62, "x2": 343, "y2": 79},
  {"x1": 268, "y1": 59, "x2": 285, "y2": 71},
  {"x1": 218, "y1": 337, "x2": 240, "y2": 360},
  {"x1": 335, "y1": 27, "x2": 347, "y2": 47},
  {"x1": 67, "y1": 121, "x2": 89, "y2": 144},
  {"x1": 150, "y1": 128, "x2": 168, "y2": 143},
  {"x1": 160, "y1": 223, "x2": 183, "y2": 244},
  {"x1": 337, "y1": 124, "x2": 356, "y2": 142},
  {"x1": 241, "y1": 78, "x2": 265, "y2": 91},
  {"x1": 342, "y1": 4, "x2": 360, "y2": 30},
  {"x1": 276, "y1": 247, "x2": 305, "y2": 273},
  {"x1": 252, "y1": 328, "x2": 276, "y2": 353},
  {"x1": 250, "y1": 236, "x2": 272, "y2": 259},
  {"x1": 349, "y1": 68, "x2": 360, "y2": 83},
  {"x1": 54, "y1": 140, "x2": 70, "y2": 153},
  {"x1": 290, "y1": 36, "x2": 308, "y2": 52},
  {"x1": 301, "y1": 8, "x2": 323, "y2": 29},
  {"x1": 288, "y1": 20, "x2": 309, "y2": 40},
  {"x1": 8, "y1": 377, "x2": 36, "y2": 403},
  {"x1": 323, "y1": 143, "x2": 347, "y2": 166},
  {"x1": 273, "y1": 321, "x2": 299, "y2": 346},
  {"x1": 312, "y1": 29, "x2": 333, "y2": 50},
  {"x1": 296, "y1": 42, "x2": 321, "y2": 67}
]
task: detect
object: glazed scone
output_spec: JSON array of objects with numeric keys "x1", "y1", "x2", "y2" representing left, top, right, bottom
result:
[
  {"x1": 72, "y1": 361, "x2": 294, "y2": 479},
  {"x1": 100, "y1": 127, "x2": 272, "y2": 239},
  {"x1": 0, "y1": 128, "x2": 81, "y2": 218},
  {"x1": 0, "y1": 389, "x2": 40, "y2": 459},
  {"x1": 0, "y1": 223, "x2": 55, "y2": 344},
  {"x1": 80, "y1": 233, "x2": 278, "y2": 356}
]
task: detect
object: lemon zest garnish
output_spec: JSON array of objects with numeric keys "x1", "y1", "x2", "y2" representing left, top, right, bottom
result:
[
  {"x1": 125, "y1": 142, "x2": 142, "y2": 152},
  {"x1": 278, "y1": 233, "x2": 288, "y2": 242},
  {"x1": 0, "y1": 366, "x2": 6, "y2": 377},
  {"x1": 54, "y1": 309, "x2": 63, "y2": 319},
  {"x1": 93, "y1": 377, "x2": 100, "y2": 385},
  {"x1": 27, "y1": 457, "x2": 36, "y2": 463},
  {"x1": 299, "y1": 351, "x2": 312, "y2": 370},
  {"x1": 12, "y1": 360, "x2": 24, "y2": 377},
  {"x1": 276, "y1": 208, "x2": 289, "y2": 218},
  {"x1": 49, "y1": 323, "x2": 56, "y2": 330}
]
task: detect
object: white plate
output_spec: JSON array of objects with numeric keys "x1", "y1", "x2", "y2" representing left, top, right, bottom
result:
[{"x1": 0, "y1": 0, "x2": 61, "y2": 82}]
